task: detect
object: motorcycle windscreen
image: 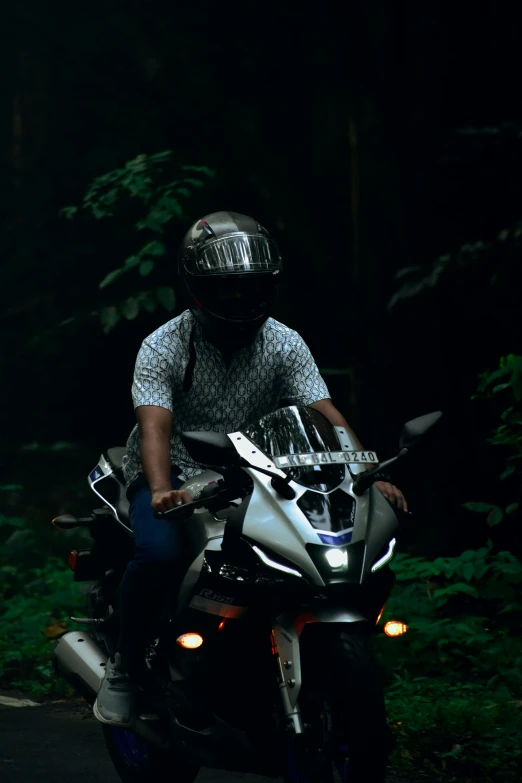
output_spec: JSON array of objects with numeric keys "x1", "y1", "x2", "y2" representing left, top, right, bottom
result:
[{"x1": 242, "y1": 405, "x2": 347, "y2": 492}]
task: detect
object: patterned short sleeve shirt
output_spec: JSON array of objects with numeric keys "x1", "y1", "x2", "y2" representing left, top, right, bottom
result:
[{"x1": 122, "y1": 310, "x2": 330, "y2": 486}]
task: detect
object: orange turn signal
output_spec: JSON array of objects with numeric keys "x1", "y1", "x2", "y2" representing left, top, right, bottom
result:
[
  {"x1": 384, "y1": 621, "x2": 409, "y2": 637},
  {"x1": 176, "y1": 632, "x2": 204, "y2": 649},
  {"x1": 68, "y1": 551, "x2": 77, "y2": 571}
]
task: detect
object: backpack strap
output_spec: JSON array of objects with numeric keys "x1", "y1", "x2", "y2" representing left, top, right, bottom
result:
[{"x1": 182, "y1": 324, "x2": 197, "y2": 393}]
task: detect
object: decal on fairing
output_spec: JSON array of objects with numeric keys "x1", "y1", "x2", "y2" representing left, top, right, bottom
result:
[
  {"x1": 317, "y1": 530, "x2": 353, "y2": 546},
  {"x1": 89, "y1": 467, "x2": 103, "y2": 483}
]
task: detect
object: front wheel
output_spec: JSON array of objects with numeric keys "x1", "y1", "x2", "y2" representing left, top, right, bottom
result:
[{"x1": 283, "y1": 624, "x2": 393, "y2": 783}]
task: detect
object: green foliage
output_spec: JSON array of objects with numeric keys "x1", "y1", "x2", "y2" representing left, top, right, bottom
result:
[
  {"x1": 0, "y1": 556, "x2": 88, "y2": 697},
  {"x1": 462, "y1": 355, "x2": 522, "y2": 528},
  {"x1": 376, "y1": 545, "x2": 522, "y2": 780},
  {"x1": 60, "y1": 151, "x2": 215, "y2": 333},
  {"x1": 388, "y1": 219, "x2": 522, "y2": 310}
]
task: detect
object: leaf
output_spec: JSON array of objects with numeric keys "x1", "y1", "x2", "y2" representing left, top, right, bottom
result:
[
  {"x1": 123, "y1": 255, "x2": 140, "y2": 270},
  {"x1": 394, "y1": 265, "x2": 423, "y2": 280},
  {"x1": 140, "y1": 240, "x2": 165, "y2": 257},
  {"x1": 156, "y1": 286, "x2": 176, "y2": 312},
  {"x1": 137, "y1": 292, "x2": 157, "y2": 313},
  {"x1": 462, "y1": 502, "x2": 498, "y2": 513},
  {"x1": 387, "y1": 279, "x2": 433, "y2": 310},
  {"x1": 121, "y1": 297, "x2": 140, "y2": 321},
  {"x1": 483, "y1": 366, "x2": 511, "y2": 386},
  {"x1": 513, "y1": 371, "x2": 522, "y2": 402},
  {"x1": 492, "y1": 383, "x2": 511, "y2": 393},
  {"x1": 148, "y1": 150, "x2": 172, "y2": 162},
  {"x1": 0, "y1": 485, "x2": 23, "y2": 491},
  {"x1": 99, "y1": 268, "x2": 123, "y2": 289},
  {"x1": 462, "y1": 562, "x2": 475, "y2": 582},
  {"x1": 59, "y1": 206, "x2": 78, "y2": 220},
  {"x1": 180, "y1": 178, "x2": 204, "y2": 188},
  {"x1": 42, "y1": 623, "x2": 67, "y2": 639},
  {"x1": 50, "y1": 442, "x2": 74, "y2": 451},
  {"x1": 99, "y1": 306, "x2": 120, "y2": 333},
  {"x1": 505, "y1": 503, "x2": 520, "y2": 516},
  {"x1": 0, "y1": 515, "x2": 24, "y2": 528},
  {"x1": 487, "y1": 507, "x2": 504, "y2": 527},
  {"x1": 139, "y1": 260, "x2": 155, "y2": 277},
  {"x1": 135, "y1": 216, "x2": 165, "y2": 233},
  {"x1": 4, "y1": 650, "x2": 23, "y2": 661},
  {"x1": 433, "y1": 582, "x2": 479, "y2": 599},
  {"x1": 181, "y1": 165, "x2": 215, "y2": 177}
]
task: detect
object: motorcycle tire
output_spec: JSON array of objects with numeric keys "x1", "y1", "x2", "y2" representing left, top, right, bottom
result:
[{"x1": 283, "y1": 624, "x2": 393, "y2": 783}]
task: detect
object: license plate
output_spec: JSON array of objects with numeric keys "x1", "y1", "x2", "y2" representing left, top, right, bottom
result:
[{"x1": 273, "y1": 451, "x2": 378, "y2": 468}]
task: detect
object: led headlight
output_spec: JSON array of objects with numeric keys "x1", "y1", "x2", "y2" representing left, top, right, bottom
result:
[{"x1": 325, "y1": 548, "x2": 348, "y2": 568}]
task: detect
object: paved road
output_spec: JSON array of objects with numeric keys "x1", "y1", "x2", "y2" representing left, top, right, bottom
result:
[
  {"x1": 0, "y1": 698, "x2": 276, "y2": 782},
  {"x1": 0, "y1": 695, "x2": 417, "y2": 782}
]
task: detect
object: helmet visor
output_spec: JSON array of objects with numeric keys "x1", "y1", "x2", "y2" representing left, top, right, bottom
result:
[{"x1": 188, "y1": 234, "x2": 282, "y2": 276}]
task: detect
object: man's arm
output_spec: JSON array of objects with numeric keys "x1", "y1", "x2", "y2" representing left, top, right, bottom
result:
[
  {"x1": 309, "y1": 398, "x2": 364, "y2": 449},
  {"x1": 136, "y1": 406, "x2": 192, "y2": 511},
  {"x1": 308, "y1": 398, "x2": 408, "y2": 511}
]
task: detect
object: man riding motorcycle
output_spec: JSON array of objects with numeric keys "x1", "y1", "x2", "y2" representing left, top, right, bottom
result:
[{"x1": 93, "y1": 210, "x2": 407, "y2": 727}]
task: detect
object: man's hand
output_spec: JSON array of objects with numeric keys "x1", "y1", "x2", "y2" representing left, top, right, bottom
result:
[
  {"x1": 375, "y1": 482, "x2": 408, "y2": 512},
  {"x1": 151, "y1": 489, "x2": 193, "y2": 513}
]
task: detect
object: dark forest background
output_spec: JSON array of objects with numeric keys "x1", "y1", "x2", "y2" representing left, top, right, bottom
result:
[{"x1": 1, "y1": 2, "x2": 522, "y2": 779}]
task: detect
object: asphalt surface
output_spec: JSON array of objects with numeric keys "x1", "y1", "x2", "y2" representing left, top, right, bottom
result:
[
  {"x1": 0, "y1": 694, "x2": 420, "y2": 783},
  {"x1": 0, "y1": 697, "x2": 275, "y2": 783}
]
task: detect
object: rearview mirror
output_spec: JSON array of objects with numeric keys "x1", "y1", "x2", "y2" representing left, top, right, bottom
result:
[
  {"x1": 181, "y1": 431, "x2": 241, "y2": 467},
  {"x1": 399, "y1": 411, "x2": 442, "y2": 450}
]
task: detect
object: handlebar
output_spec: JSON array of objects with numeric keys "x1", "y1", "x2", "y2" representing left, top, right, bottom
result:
[{"x1": 154, "y1": 483, "x2": 234, "y2": 520}]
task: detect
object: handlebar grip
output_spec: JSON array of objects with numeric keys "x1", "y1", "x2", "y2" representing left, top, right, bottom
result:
[{"x1": 154, "y1": 485, "x2": 228, "y2": 519}]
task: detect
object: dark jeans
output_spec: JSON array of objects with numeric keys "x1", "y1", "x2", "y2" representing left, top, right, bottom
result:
[{"x1": 117, "y1": 469, "x2": 189, "y2": 676}]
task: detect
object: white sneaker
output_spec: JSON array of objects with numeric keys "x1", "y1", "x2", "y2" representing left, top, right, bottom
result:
[{"x1": 93, "y1": 653, "x2": 137, "y2": 727}]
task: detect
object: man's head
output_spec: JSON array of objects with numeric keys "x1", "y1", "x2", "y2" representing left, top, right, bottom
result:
[{"x1": 179, "y1": 211, "x2": 282, "y2": 347}]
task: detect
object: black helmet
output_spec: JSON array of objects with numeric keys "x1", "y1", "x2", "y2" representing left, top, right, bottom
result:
[{"x1": 179, "y1": 211, "x2": 282, "y2": 343}]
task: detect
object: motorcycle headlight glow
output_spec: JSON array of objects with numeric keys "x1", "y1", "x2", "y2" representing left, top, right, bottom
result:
[
  {"x1": 371, "y1": 538, "x2": 397, "y2": 573},
  {"x1": 325, "y1": 548, "x2": 348, "y2": 568},
  {"x1": 252, "y1": 545, "x2": 302, "y2": 578}
]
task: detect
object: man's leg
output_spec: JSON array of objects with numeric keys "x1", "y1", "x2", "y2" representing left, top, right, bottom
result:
[
  {"x1": 94, "y1": 470, "x2": 188, "y2": 726},
  {"x1": 118, "y1": 471, "x2": 188, "y2": 676}
]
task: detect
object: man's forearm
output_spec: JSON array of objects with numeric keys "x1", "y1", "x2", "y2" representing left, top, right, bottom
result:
[
  {"x1": 140, "y1": 429, "x2": 173, "y2": 493},
  {"x1": 309, "y1": 399, "x2": 364, "y2": 449}
]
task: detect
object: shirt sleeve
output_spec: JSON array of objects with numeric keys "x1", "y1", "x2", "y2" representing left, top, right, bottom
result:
[
  {"x1": 131, "y1": 338, "x2": 174, "y2": 411},
  {"x1": 279, "y1": 332, "x2": 330, "y2": 406}
]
